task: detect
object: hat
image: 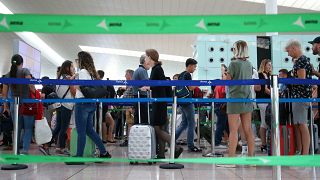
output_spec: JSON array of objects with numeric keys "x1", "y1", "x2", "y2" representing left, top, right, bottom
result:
[{"x1": 308, "y1": 36, "x2": 320, "y2": 44}]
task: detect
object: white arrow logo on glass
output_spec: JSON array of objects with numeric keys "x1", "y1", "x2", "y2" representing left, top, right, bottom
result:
[
  {"x1": 0, "y1": 17, "x2": 9, "y2": 29},
  {"x1": 293, "y1": 16, "x2": 305, "y2": 29},
  {"x1": 196, "y1": 19, "x2": 207, "y2": 31},
  {"x1": 97, "y1": 19, "x2": 109, "y2": 31}
]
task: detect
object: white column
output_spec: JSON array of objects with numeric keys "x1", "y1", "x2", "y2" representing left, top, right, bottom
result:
[{"x1": 266, "y1": 0, "x2": 278, "y2": 36}]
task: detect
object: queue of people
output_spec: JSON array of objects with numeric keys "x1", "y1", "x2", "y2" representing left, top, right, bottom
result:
[{"x1": 1, "y1": 36, "x2": 320, "y2": 167}]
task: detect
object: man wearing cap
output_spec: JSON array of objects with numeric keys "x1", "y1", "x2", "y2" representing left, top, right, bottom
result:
[
  {"x1": 309, "y1": 37, "x2": 320, "y2": 77},
  {"x1": 309, "y1": 37, "x2": 320, "y2": 131}
]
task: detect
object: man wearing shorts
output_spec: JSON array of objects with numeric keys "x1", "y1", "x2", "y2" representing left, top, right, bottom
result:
[{"x1": 285, "y1": 39, "x2": 312, "y2": 155}]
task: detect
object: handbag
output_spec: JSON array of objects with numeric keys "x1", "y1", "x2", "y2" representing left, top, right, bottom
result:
[
  {"x1": 21, "y1": 90, "x2": 38, "y2": 116},
  {"x1": 48, "y1": 86, "x2": 70, "y2": 110},
  {"x1": 176, "y1": 72, "x2": 191, "y2": 98},
  {"x1": 34, "y1": 117, "x2": 52, "y2": 145},
  {"x1": 80, "y1": 76, "x2": 108, "y2": 98}
]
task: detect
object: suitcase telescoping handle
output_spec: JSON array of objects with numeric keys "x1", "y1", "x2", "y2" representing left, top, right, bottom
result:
[
  {"x1": 137, "y1": 89, "x2": 151, "y2": 125},
  {"x1": 138, "y1": 91, "x2": 141, "y2": 124},
  {"x1": 147, "y1": 90, "x2": 151, "y2": 125}
]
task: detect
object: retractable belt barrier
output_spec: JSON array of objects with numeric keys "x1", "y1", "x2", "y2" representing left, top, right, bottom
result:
[
  {"x1": 0, "y1": 77, "x2": 319, "y2": 86},
  {"x1": 1, "y1": 77, "x2": 320, "y2": 167}
]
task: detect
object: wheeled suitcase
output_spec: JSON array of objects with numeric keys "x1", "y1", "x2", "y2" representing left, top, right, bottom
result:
[
  {"x1": 267, "y1": 95, "x2": 295, "y2": 156},
  {"x1": 70, "y1": 128, "x2": 96, "y2": 157},
  {"x1": 128, "y1": 91, "x2": 157, "y2": 164}
]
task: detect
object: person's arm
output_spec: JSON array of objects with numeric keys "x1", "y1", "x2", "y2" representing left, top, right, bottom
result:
[
  {"x1": 67, "y1": 75, "x2": 77, "y2": 97},
  {"x1": 311, "y1": 64, "x2": 320, "y2": 78},
  {"x1": 2, "y1": 84, "x2": 9, "y2": 113},
  {"x1": 254, "y1": 85, "x2": 261, "y2": 91},
  {"x1": 297, "y1": 69, "x2": 306, "y2": 79},
  {"x1": 226, "y1": 62, "x2": 234, "y2": 80},
  {"x1": 140, "y1": 70, "x2": 150, "y2": 91},
  {"x1": 185, "y1": 73, "x2": 196, "y2": 91}
]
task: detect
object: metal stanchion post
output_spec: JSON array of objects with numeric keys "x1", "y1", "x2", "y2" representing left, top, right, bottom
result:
[
  {"x1": 99, "y1": 102, "x2": 103, "y2": 139},
  {"x1": 160, "y1": 87, "x2": 184, "y2": 169},
  {"x1": 197, "y1": 106, "x2": 201, "y2": 148},
  {"x1": 138, "y1": 91, "x2": 141, "y2": 123},
  {"x1": 203, "y1": 102, "x2": 223, "y2": 157},
  {"x1": 310, "y1": 102, "x2": 317, "y2": 179},
  {"x1": 270, "y1": 75, "x2": 281, "y2": 180},
  {"x1": 1, "y1": 97, "x2": 28, "y2": 170}
]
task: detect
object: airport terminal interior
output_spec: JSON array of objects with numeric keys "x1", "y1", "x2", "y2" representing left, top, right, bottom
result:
[{"x1": 0, "y1": 0, "x2": 320, "y2": 179}]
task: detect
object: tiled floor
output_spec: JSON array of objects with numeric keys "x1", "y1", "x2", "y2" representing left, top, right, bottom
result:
[{"x1": 0, "y1": 143, "x2": 319, "y2": 180}]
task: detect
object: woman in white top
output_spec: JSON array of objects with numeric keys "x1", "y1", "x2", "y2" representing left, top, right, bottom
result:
[
  {"x1": 74, "y1": 51, "x2": 111, "y2": 159},
  {"x1": 52, "y1": 60, "x2": 76, "y2": 155}
]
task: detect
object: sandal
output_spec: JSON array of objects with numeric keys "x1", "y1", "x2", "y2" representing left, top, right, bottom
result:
[{"x1": 188, "y1": 146, "x2": 202, "y2": 152}]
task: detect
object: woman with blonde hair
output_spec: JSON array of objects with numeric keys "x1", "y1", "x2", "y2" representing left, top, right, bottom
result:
[
  {"x1": 218, "y1": 41, "x2": 254, "y2": 167},
  {"x1": 256, "y1": 59, "x2": 272, "y2": 152}
]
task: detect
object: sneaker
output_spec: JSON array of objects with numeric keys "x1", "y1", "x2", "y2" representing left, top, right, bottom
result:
[
  {"x1": 20, "y1": 151, "x2": 28, "y2": 155},
  {"x1": 255, "y1": 137, "x2": 261, "y2": 142},
  {"x1": 216, "y1": 164, "x2": 236, "y2": 168},
  {"x1": 120, "y1": 140, "x2": 128, "y2": 147},
  {"x1": 39, "y1": 146, "x2": 50, "y2": 156},
  {"x1": 62, "y1": 149, "x2": 70, "y2": 156},
  {"x1": 188, "y1": 146, "x2": 202, "y2": 152},
  {"x1": 174, "y1": 147, "x2": 184, "y2": 158},
  {"x1": 215, "y1": 144, "x2": 228, "y2": 149},
  {"x1": 241, "y1": 145, "x2": 248, "y2": 156},
  {"x1": 56, "y1": 149, "x2": 70, "y2": 156},
  {"x1": 100, "y1": 152, "x2": 112, "y2": 158},
  {"x1": 65, "y1": 156, "x2": 85, "y2": 165},
  {"x1": 295, "y1": 150, "x2": 301, "y2": 155}
]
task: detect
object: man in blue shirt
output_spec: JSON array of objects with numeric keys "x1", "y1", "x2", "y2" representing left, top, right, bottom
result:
[
  {"x1": 132, "y1": 55, "x2": 151, "y2": 124},
  {"x1": 175, "y1": 58, "x2": 202, "y2": 152}
]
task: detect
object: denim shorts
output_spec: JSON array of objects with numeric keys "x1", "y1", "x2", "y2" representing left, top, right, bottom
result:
[{"x1": 292, "y1": 102, "x2": 309, "y2": 125}]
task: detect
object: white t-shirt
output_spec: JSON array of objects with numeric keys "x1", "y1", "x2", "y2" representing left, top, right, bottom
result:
[
  {"x1": 56, "y1": 74, "x2": 74, "y2": 110},
  {"x1": 75, "y1": 69, "x2": 92, "y2": 99}
]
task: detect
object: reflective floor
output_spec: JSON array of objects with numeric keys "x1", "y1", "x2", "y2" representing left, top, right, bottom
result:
[{"x1": 0, "y1": 143, "x2": 319, "y2": 180}]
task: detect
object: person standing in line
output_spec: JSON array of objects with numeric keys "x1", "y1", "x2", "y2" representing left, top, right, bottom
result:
[
  {"x1": 175, "y1": 58, "x2": 202, "y2": 152},
  {"x1": 52, "y1": 60, "x2": 77, "y2": 156},
  {"x1": 132, "y1": 54, "x2": 151, "y2": 124},
  {"x1": 309, "y1": 37, "x2": 320, "y2": 125},
  {"x1": 2, "y1": 54, "x2": 35, "y2": 154},
  {"x1": 120, "y1": 69, "x2": 135, "y2": 145},
  {"x1": 97, "y1": 70, "x2": 116, "y2": 144},
  {"x1": 255, "y1": 59, "x2": 272, "y2": 152},
  {"x1": 120, "y1": 55, "x2": 150, "y2": 147},
  {"x1": 213, "y1": 67, "x2": 228, "y2": 149},
  {"x1": 285, "y1": 40, "x2": 312, "y2": 155},
  {"x1": 71, "y1": 51, "x2": 111, "y2": 163},
  {"x1": 147, "y1": 49, "x2": 183, "y2": 159},
  {"x1": 218, "y1": 41, "x2": 255, "y2": 168}
]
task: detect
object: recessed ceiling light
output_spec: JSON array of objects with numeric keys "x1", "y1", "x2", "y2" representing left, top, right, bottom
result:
[
  {"x1": 79, "y1": 45, "x2": 188, "y2": 62},
  {"x1": 0, "y1": 1, "x2": 64, "y2": 66},
  {"x1": 241, "y1": 0, "x2": 320, "y2": 11}
]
